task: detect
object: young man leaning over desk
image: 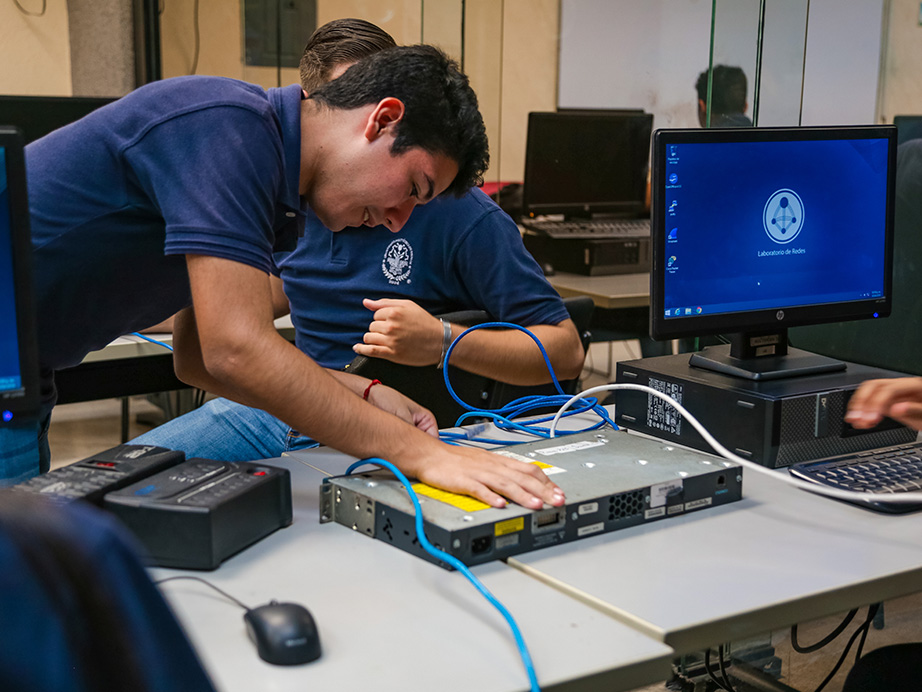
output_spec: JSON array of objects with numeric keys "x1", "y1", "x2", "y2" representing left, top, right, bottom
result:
[
  {"x1": 3, "y1": 41, "x2": 565, "y2": 511},
  {"x1": 132, "y1": 18, "x2": 585, "y2": 464}
]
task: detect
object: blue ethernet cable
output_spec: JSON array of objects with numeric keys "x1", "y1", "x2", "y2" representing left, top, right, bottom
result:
[
  {"x1": 130, "y1": 332, "x2": 174, "y2": 352},
  {"x1": 345, "y1": 457, "x2": 541, "y2": 692},
  {"x1": 437, "y1": 321, "x2": 615, "y2": 443}
]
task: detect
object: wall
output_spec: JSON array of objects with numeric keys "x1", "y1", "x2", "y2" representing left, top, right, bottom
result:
[
  {"x1": 67, "y1": 0, "x2": 136, "y2": 97},
  {"x1": 498, "y1": 0, "x2": 559, "y2": 182},
  {"x1": 158, "y1": 0, "x2": 556, "y2": 182},
  {"x1": 880, "y1": 0, "x2": 922, "y2": 120},
  {"x1": 557, "y1": 0, "x2": 886, "y2": 129},
  {"x1": 0, "y1": 1, "x2": 72, "y2": 96},
  {"x1": 557, "y1": 0, "x2": 713, "y2": 129},
  {"x1": 161, "y1": 0, "x2": 428, "y2": 87},
  {"x1": 800, "y1": 0, "x2": 884, "y2": 125}
]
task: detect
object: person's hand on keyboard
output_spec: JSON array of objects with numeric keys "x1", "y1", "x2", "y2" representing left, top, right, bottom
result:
[{"x1": 845, "y1": 377, "x2": 922, "y2": 431}]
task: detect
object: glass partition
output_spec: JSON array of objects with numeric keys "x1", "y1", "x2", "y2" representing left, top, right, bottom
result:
[{"x1": 707, "y1": 0, "x2": 809, "y2": 128}]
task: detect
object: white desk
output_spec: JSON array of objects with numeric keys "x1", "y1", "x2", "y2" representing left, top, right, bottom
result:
[
  {"x1": 154, "y1": 450, "x2": 674, "y2": 692},
  {"x1": 54, "y1": 316, "x2": 296, "y2": 407},
  {"x1": 80, "y1": 315, "x2": 296, "y2": 365},
  {"x1": 507, "y1": 439, "x2": 922, "y2": 655}
]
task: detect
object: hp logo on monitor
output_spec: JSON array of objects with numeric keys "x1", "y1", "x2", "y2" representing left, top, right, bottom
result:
[{"x1": 763, "y1": 189, "x2": 804, "y2": 244}]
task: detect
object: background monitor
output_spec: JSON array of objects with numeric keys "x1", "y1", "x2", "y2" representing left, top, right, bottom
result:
[
  {"x1": 0, "y1": 127, "x2": 39, "y2": 423},
  {"x1": 522, "y1": 110, "x2": 653, "y2": 218},
  {"x1": 893, "y1": 115, "x2": 922, "y2": 147},
  {"x1": 650, "y1": 125, "x2": 897, "y2": 380},
  {"x1": 0, "y1": 95, "x2": 116, "y2": 144}
]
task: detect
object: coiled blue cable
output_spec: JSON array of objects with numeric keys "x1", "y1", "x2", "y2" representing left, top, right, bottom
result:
[
  {"x1": 438, "y1": 322, "x2": 615, "y2": 443},
  {"x1": 345, "y1": 457, "x2": 541, "y2": 692}
]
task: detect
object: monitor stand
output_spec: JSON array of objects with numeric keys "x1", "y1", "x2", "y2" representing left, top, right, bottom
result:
[{"x1": 688, "y1": 330, "x2": 846, "y2": 381}]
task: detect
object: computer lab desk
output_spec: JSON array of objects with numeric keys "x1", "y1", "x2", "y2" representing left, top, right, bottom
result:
[
  {"x1": 55, "y1": 317, "x2": 297, "y2": 406},
  {"x1": 546, "y1": 271, "x2": 649, "y2": 310},
  {"x1": 504, "y1": 434, "x2": 922, "y2": 657},
  {"x1": 151, "y1": 415, "x2": 675, "y2": 692},
  {"x1": 153, "y1": 407, "x2": 922, "y2": 690}
]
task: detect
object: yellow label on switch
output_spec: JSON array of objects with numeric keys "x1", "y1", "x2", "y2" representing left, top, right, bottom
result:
[
  {"x1": 494, "y1": 517, "x2": 525, "y2": 536},
  {"x1": 411, "y1": 483, "x2": 491, "y2": 512}
]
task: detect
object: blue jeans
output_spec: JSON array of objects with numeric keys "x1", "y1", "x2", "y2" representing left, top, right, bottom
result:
[
  {"x1": 0, "y1": 407, "x2": 53, "y2": 487},
  {"x1": 130, "y1": 397, "x2": 318, "y2": 461}
]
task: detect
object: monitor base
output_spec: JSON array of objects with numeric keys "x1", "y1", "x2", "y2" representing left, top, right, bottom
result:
[{"x1": 689, "y1": 345, "x2": 847, "y2": 381}]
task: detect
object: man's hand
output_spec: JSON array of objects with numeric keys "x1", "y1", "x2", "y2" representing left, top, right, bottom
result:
[
  {"x1": 416, "y1": 444, "x2": 566, "y2": 510},
  {"x1": 845, "y1": 377, "x2": 922, "y2": 431},
  {"x1": 354, "y1": 298, "x2": 443, "y2": 366},
  {"x1": 365, "y1": 381, "x2": 439, "y2": 437}
]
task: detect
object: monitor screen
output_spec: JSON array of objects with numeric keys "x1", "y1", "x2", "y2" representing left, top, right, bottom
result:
[
  {"x1": 522, "y1": 110, "x2": 653, "y2": 218},
  {"x1": 0, "y1": 127, "x2": 39, "y2": 424},
  {"x1": 650, "y1": 126, "x2": 896, "y2": 349}
]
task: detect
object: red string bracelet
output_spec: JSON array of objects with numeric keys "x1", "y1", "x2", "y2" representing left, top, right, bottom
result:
[{"x1": 363, "y1": 379, "x2": 382, "y2": 400}]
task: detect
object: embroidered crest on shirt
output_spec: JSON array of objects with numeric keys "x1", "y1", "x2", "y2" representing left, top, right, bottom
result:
[{"x1": 382, "y1": 238, "x2": 413, "y2": 285}]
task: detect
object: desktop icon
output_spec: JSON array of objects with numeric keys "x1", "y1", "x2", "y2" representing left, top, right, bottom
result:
[
  {"x1": 763, "y1": 188, "x2": 804, "y2": 244},
  {"x1": 668, "y1": 227, "x2": 678, "y2": 240},
  {"x1": 668, "y1": 173, "x2": 678, "y2": 185},
  {"x1": 668, "y1": 200, "x2": 678, "y2": 213},
  {"x1": 667, "y1": 255, "x2": 677, "y2": 268}
]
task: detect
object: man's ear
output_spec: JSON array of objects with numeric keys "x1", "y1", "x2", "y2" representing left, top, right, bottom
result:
[{"x1": 363, "y1": 97, "x2": 406, "y2": 142}]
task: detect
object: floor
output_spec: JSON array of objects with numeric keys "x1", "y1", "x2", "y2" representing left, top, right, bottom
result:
[{"x1": 45, "y1": 339, "x2": 922, "y2": 692}]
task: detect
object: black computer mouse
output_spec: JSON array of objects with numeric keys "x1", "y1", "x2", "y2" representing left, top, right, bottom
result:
[{"x1": 244, "y1": 601, "x2": 322, "y2": 665}]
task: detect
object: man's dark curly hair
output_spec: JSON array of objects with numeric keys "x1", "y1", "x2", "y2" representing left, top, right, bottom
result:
[{"x1": 308, "y1": 44, "x2": 489, "y2": 197}]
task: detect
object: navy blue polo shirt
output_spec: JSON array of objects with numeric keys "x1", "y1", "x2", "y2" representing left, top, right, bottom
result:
[
  {"x1": 277, "y1": 188, "x2": 570, "y2": 369},
  {"x1": 26, "y1": 77, "x2": 305, "y2": 397}
]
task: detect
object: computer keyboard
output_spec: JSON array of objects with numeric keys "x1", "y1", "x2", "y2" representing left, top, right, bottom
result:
[
  {"x1": 522, "y1": 218, "x2": 650, "y2": 239},
  {"x1": 788, "y1": 440, "x2": 922, "y2": 513}
]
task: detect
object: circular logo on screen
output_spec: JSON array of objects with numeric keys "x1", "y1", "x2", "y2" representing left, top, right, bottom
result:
[{"x1": 763, "y1": 189, "x2": 804, "y2": 244}]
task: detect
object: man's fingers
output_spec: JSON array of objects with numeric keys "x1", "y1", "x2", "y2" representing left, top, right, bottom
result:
[
  {"x1": 352, "y1": 342, "x2": 392, "y2": 358},
  {"x1": 464, "y1": 458, "x2": 565, "y2": 509}
]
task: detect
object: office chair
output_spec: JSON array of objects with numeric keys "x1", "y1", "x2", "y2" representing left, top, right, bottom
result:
[{"x1": 344, "y1": 296, "x2": 595, "y2": 428}]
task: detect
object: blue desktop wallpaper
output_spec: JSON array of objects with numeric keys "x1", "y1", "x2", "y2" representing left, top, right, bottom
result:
[
  {"x1": 662, "y1": 138, "x2": 889, "y2": 318},
  {"x1": 0, "y1": 148, "x2": 23, "y2": 394}
]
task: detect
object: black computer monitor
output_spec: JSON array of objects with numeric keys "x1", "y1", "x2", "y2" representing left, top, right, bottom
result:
[
  {"x1": 650, "y1": 125, "x2": 897, "y2": 380},
  {"x1": 0, "y1": 127, "x2": 39, "y2": 424},
  {"x1": 0, "y1": 95, "x2": 117, "y2": 144},
  {"x1": 893, "y1": 115, "x2": 922, "y2": 147},
  {"x1": 522, "y1": 110, "x2": 653, "y2": 219}
]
